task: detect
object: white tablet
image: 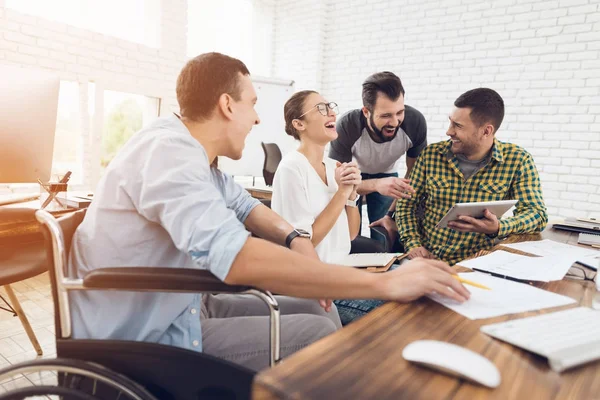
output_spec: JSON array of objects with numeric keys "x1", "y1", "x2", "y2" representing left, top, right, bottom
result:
[{"x1": 436, "y1": 200, "x2": 518, "y2": 229}]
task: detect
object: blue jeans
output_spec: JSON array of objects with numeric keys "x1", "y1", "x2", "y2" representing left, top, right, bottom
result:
[
  {"x1": 333, "y1": 264, "x2": 400, "y2": 326},
  {"x1": 333, "y1": 298, "x2": 386, "y2": 326},
  {"x1": 359, "y1": 172, "x2": 398, "y2": 246}
]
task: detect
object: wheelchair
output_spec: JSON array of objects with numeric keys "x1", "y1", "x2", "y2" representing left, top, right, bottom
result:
[{"x1": 0, "y1": 208, "x2": 281, "y2": 399}]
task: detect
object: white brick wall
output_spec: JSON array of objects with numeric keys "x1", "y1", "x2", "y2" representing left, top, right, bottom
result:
[
  {"x1": 274, "y1": 0, "x2": 600, "y2": 219},
  {"x1": 272, "y1": 0, "x2": 327, "y2": 90},
  {"x1": 0, "y1": 0, "x2": 187, "y2": 187}
]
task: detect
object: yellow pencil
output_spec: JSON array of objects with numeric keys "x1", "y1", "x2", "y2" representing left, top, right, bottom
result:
[{"x1": 454, "y1": 276, "x2": 491, "y2": 290}]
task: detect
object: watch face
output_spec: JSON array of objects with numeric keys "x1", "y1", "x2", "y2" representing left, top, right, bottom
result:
[{"x1": 295, "y1": 228, "x2": 311, "y2": 237}]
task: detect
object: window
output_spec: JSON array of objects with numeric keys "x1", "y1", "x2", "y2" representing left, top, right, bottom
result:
[
  {"x1": 187, "y1": 0, "x2": 274, "y2": 77},
  {"x1": 6, "y1": 0, "x2": 161, "y2": 47},
  {"x1": 51, "y1": 81, "x2": 83, "y2": 184},
  {"x1": 101, "y1": 90, "x2": 160, "y2": 168}
]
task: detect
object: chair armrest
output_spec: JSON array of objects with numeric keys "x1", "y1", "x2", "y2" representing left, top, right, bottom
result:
[
  {"x1": 369, "y1": 226, "x2": 405, "y2": 253},
  {"x1": 83, "y1": 267, "x2": 250, "y2": 293},
  {"x1": 369, "y1": 226, "x2": 390, "y2": 252},
  {"x1": 350, "y1": 235, "x2": 386, "y2": 254}
]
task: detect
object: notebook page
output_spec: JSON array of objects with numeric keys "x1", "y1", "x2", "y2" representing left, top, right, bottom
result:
[
  {"x1": 429, "y1": 272, "x2": 576, "y2": 320},
  {"x1": 336, "y1": 253, "x2": 403, "y2": 267}
]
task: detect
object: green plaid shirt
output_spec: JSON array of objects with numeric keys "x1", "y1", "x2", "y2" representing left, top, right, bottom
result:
[{"x1": 396, "y1": 139, "x2": 547, "y2": 265}]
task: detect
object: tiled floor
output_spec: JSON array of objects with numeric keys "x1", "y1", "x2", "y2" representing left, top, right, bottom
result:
[{"x1": 0, "y1": 272, "x2": 58, "y2": 391}]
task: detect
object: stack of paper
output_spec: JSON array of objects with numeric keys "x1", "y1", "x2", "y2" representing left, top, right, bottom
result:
[
  {"x1": 501, "y1": 239, "x2": 598, "y2": 259},
  {"x1": 458, "y1": 250, "x2": 548, "y2": 281},
  {"x1": 429, "y1": 272, "x2": 576, "y2": 320},
  {"x1": 457, "y1": 240, "x2": 600, "y2": 281}
]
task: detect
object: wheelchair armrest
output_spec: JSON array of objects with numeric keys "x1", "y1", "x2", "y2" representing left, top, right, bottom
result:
[{"x1": 83, "y1": 267, "x2": 250, "y2": 293}]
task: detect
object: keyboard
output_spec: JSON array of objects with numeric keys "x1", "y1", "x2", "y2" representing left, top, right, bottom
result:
[
  {"x1": 0, "y1": 193, "x2": 40, "y2": 206},
  {"x1": 481, "y1": 307, "x2": 600, "y2": 372}
]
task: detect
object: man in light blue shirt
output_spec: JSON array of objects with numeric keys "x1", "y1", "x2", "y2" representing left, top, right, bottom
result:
[{"x1": 69, "y1": 52, "x2": 470, "y2": 371}]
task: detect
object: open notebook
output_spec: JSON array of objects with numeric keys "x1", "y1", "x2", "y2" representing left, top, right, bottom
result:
[{"x1": 336, "y1": 253, "x2": 405, "y2": 272}]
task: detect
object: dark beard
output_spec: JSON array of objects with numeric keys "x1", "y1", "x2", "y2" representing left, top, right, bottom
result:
[{"x1": 367, "y1": 113, "x2": 399, "y2": 143}]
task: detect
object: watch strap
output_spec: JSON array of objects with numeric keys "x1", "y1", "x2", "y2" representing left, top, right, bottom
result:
[
  {"x1": 285, "y1": 230, "x2": 300, "y2": 248},
  {"x1": 346, "y1": 197, "x2": 359, "y2": 207}
]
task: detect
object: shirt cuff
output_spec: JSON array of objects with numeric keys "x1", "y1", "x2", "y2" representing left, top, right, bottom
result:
[
  {"x1": 237, "y1": 196, "x2": 261, "y2": 223},
  {"x1": 403, "y1": 238, "x2": 422, "y2": 252},
  {"x1": 496, "y1": 219, "x2": 512, "y2": 238},
  {"x1": 207, "y1": 228, "x2": 251, "y2": 281}
]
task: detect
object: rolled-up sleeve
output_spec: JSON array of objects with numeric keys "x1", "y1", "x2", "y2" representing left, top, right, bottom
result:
[
  {"x1": 218, "y1": 171, "x2": 261, "y2": 223},
  {"x1": 135, "y1": 135, "x2": 250, "y2": 281}
]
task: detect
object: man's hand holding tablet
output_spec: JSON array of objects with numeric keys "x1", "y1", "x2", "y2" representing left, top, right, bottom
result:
[
  {"x1": 436, "y1": 200, "x2": 518, "y2": 235},
  {"x1": 447, "y1": 208, "x2": 500, "y2": 235}
]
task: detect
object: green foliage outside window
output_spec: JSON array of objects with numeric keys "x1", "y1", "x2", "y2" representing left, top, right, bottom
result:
[{"x1": 101, "y1": 99, "x2": 142, "y2": 168}]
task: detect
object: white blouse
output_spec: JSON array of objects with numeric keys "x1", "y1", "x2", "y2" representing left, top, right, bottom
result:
[{"x1": 271, "y1": 151, "x2": 351, "y2": 263}]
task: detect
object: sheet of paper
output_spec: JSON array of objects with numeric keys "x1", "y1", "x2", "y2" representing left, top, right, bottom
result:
[
  {"x1": 335, "y1": 253, "x2": 403, "y2": 267},
  {"x1": 429, "y1": 272, "x2": 576, "y2": 320},
  {"x1": 501, "y1": 239, "x2": 599, "y2": 259},
  {"x1": 577, "y1": 254, "x2": 600, "y2": 271},
  {"x1": 458, "y1": 250, "x2": 556, "y2": 281},
  {"x1": 458, "y1": 249, "x2": 586, "y2": 281},
  {"x1": 501, "y1": 240, "x2": 600, "y2": 279}
]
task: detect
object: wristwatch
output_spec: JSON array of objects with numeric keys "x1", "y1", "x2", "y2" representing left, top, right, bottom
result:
[
  {"x1": 386, "y1": 210, "x2": 396, "y2": 219},
  {"x1": 346, "y1": 196, "x2": 359, "y2": 207},
  {"x1": 285, "y1": 228, "x2": 311, "y2": 248}
]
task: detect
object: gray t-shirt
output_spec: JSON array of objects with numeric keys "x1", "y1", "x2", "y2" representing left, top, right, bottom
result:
[
  {"x1": 329, "y1": 105, "x2": 427, "y2": 174},
  {"x1": 454, "y1": 151, "x2": 492, "y2": 180}
]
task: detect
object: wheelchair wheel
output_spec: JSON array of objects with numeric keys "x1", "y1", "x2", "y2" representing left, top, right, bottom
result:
[{"x1": 0, "y1": 358, "x2": 158, "y2": 400}]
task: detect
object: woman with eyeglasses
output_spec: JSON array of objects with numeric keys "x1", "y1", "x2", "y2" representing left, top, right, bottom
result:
[
  {"x1": 272, "y1": 91, "x2": 464, "y2": 326},
  {"x1": 271, "y1": 90, "x2": 362, "y2": 265}
]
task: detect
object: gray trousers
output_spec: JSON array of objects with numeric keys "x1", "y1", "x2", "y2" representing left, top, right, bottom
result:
[{"x1": 201, "y1": 294, "x2": 342, "y2": 371}]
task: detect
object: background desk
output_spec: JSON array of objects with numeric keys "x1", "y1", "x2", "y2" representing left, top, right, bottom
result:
[
  {"x1": 253, "y1": 230, "x2": 600, "y2": 399},
  {"x1": 245, "y1": 187, "x2": 272, "y2": 201}
]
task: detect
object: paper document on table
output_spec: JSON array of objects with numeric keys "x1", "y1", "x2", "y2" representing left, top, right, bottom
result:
[
  {"x1": 458, "y1": 249, "x2": 583, "y2": 282},
  {"x1": 429, "y1": 272, "x2": 576, "y2": 320},
  {"x1": 501, "y1": 239, "x2": 599, "y2": 259},
  {"x1": 577, "y1": 254, "x2": 600, "y2": 271},
  {"x1": 458, "y1": 250, "x2": 556, "y2": 281},
  {"x1": 501, "y1": 239, "x2": 600, "y2": 277}
]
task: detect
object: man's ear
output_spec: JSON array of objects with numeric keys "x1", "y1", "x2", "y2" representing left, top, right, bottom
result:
[
  {"x1": 361, "y1": 106, "x2": 370, "y2": 119},
  {"x1": 218, "y1": 93, "x2": 234, "y2": 121},
  {"x1": 483, "y1": 123, "x2": 495, "y2": 137}
]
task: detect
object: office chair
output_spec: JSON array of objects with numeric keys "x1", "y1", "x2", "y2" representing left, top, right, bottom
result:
[
  {"x1": 0, "y1": 208, "x2": 281, "y2": 400},
  {"x1": 0, "y1": 208, "x2": 47, "y2": 355},
  {"x1": 260, "y1": 142, "x2": 282, "y2": 186}
]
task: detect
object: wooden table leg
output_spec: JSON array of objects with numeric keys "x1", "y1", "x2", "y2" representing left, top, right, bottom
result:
[{"x1": 3, "y1": 284, "x2": 43, "y2": 355}]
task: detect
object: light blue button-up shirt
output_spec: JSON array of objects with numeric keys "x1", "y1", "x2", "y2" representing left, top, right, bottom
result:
[{"x1": 68, "y1": 114, "x2": 260, "y2": 352}]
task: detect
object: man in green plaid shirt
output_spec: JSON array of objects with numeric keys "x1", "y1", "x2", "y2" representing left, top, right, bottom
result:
[{"x1": 396, "y1": 88, "x2": 548, "y2": 265}]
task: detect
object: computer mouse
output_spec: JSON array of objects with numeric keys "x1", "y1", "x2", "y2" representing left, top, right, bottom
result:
[{"x1": 402, "y1": 340, "x2": 501, "y2": 388}]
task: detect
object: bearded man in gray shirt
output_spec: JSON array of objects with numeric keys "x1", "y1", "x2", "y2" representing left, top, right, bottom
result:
[{"x1": 329, "y1": 72, "x2": 427, "y2": 248}]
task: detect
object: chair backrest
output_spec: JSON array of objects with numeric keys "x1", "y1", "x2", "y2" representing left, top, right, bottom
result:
[
  {"x1": 261, "y1": 142, "x2": 282, "y2": 186},
  {"x1": 38, "y1": 209, "x2": 87, "y2": 339}
]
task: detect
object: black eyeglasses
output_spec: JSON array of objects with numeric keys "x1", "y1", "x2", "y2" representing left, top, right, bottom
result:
[
  {"x1": 297, "y1": 102, "x2": 339, "y2": 118},
  {"x1": 566, "y1": 265, "x2": 597, "y2": 282}
]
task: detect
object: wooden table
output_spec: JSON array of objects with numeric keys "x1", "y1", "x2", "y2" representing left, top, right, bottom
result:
[{"x1": 253, "y1": 229, "x2": 600, "y2": 399}]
